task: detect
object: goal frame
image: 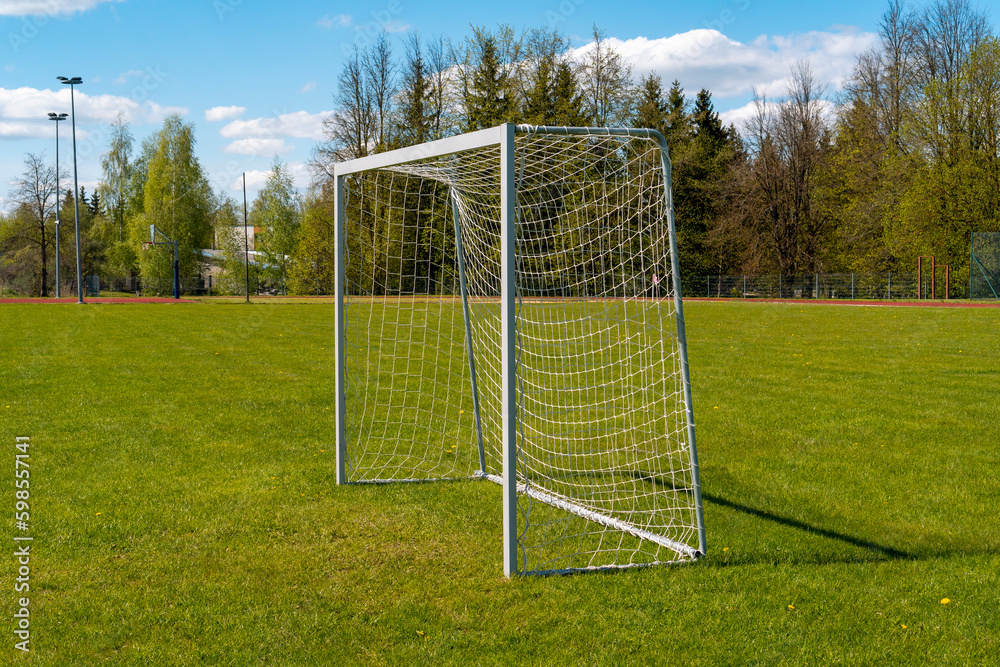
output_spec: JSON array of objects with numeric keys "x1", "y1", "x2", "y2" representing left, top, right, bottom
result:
[{"x1": 333, "y1": 123, "x2": 706, "y2": 576}]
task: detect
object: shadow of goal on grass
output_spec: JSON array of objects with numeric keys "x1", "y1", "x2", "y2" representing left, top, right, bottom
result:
[
  {"x1": 702, "y1": 491, "x2": 913, "y2": 561},
  {"x1": 626, "y1": 470, "x2": 912, "y2": 562}
]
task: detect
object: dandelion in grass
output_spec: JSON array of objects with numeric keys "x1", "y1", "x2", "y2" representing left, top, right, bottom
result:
[
  {"x1": 787, "y1": 604, "x2": 795, "y2": 610},
  {"x1": 941, "y1": 598, "x2": 950, "y2": 605}
]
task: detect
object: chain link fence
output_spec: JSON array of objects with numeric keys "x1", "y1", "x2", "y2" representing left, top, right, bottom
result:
[
  {"x1": 971, "y1": 233, "x2": 1000, "y2": 300},
  {"x1": 1, "y1": 270, "x2": 984, "y2": 300},
  {"x1": 682, "y1": 272, "x2": 968, "y2": 300}
]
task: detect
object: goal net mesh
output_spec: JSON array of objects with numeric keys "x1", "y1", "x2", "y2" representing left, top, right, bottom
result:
[
  {"x1": 340, "y1": 128, "x2": 701, "y2": 573},
  {"x1": 971, "y1": 232, "x2": 1000, "y2": 300}
]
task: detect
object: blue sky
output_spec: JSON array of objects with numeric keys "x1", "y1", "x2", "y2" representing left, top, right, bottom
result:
[{"x1": 0, "y1": 0, "x2": 990, "y2": 209}]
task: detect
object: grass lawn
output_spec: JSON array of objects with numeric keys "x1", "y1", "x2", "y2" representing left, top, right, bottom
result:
[{"x1": 1, "y1": 300, "x2": 998, "y2": 665}]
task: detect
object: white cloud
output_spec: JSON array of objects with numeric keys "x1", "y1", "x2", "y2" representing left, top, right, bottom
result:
[
  {"x1": 569, "y1": 27, "x2": 876, "y2": 101},
  {"x1": 0, "y1": 121, "x2": 38, "y2": 138},
  {"x1": 205, "y1": 105, "x2": 246, "y2": 122},
  {"x1": 720, "y1": 97, "x2": 837, "y2": 134},
  {"x1": 0, "y1": 0, "x2": 121, "y2": 16},
  {"x1": 232, "y1": 162, "x2": 312, "y2": 192},
  {"x1": 114, "y1": 69, "x2": 145, "y2": 85},
  {"x1": 318, "y1": 13, "x2": 350, "y2": 29},
  {"x1": 0, "y1": 86, "x2": 186, "y2": 139},
  {"x1": 219, "y1": 110, "x2": 329, "y2": 142},
  {"x1": 718, "y1": 100, "x2": 763, "y2": 130},
  {"x1": 300, "y1": 81, "x2": 316, "y2": 94},
  {"x1": 382, "y1": 20, "x2": 409, "y2": 33},
  {"x1": 223, "y1": 138, "x2": 294, "y2": 156}
]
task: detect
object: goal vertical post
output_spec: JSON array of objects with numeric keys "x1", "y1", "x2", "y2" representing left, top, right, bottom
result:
[
  {"x1": 500, "y1": 122, "x2": 519, "y2": 577},
  {"x1": 334, "y1": 171, "x2": 348, "y2": 485},
  {"x1": 451, "y1": 189, "x2": 487, "y2": 475},
  {"x1": 658, "y1": 133, "x2": 707, "y2": 557}
]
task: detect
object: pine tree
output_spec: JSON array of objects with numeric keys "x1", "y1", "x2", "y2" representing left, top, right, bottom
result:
[
  {"x1": 634, "y1": 73, "x2": 668, "y2": 133},
  {"x1": 465, "y1": 29, "x2": 516, "y2": 131},
  {"x1": 551, "y1": 61, "x2": 588, "y2": 126},
  {"x1": 523, "y1": 56, "x2": 555, "y2": 125},
  {"x1": 88, "y1": 191, "x2": 102, "y2": 218},
  {"x1": 664, "y1": 80, "x2": 691, "y2": 149},
  {"x1": 692, "y1": 89, "x2": 728, "y2": 145},
  {"x1": 397, "y1": 34, "x2": 431, "y2": 147}
]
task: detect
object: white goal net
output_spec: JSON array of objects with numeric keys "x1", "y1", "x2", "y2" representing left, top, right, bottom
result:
[{"x1": 334, "y1": 124, "x2": 705, "y2": 575}]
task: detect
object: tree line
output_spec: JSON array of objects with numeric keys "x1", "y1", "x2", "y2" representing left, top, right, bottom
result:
[{"x1": 3, "y1": 0, "x2": 999, "y2": 297}]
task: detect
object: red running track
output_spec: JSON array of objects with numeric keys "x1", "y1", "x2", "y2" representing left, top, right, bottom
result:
[
  {"x1": 688, "y1": 298, "x2": 1000, "y2": 308},
  {"x1": 0, "y1": 297, "x2": 195, "y2": 304}
]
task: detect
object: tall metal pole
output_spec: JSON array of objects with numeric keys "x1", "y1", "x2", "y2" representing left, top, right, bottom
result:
[
  {"x1": 243, "y1": 172, "x2": 250, "y2": 302},
  {"x1": 59, "y1": 77, "x2": 84, "y2": 304}
]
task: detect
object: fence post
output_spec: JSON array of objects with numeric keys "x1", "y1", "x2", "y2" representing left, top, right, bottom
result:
[
  {"x1": 888, "y1": 272, "x2": 891, "y2": 300},
  {"x1": 851, "y1": 273, "x2": 855, "y2": 299},
  {"x1": 815, "y1": 272, "x2": 819, "y2": 299},
  {"x1": 743, "y1": 274, "x2": 746, "y2": 298}
]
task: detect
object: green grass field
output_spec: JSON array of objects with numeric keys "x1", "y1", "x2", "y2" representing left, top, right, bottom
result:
[{"x1": 1, "y1": 300, "x2": 998, "y2": 665}]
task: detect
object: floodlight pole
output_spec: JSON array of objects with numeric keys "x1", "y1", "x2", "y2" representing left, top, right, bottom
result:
[
  {"x1": 243, "y1": 172, "x2": 250, "y2": 302},
  {"x1": 149, "y1": 224, "x2": 180, "y2": 299},
  {"x1": 58, "y1": 76, "x2": 84, "y2": 303},
  {"x1": 49, "y1": 112, "x2": 68, "y2": 299}
]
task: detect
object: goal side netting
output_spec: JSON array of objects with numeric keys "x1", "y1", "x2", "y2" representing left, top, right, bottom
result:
[
  {"x1": 334, "y1": 124, "x2": 706, "y2": 575},
  {"x1": 971, "y1": 232, "x2": 1000, "y2": 300}
]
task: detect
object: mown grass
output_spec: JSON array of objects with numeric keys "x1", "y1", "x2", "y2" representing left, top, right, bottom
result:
[{"x1": 1, "y1": 301, "x2": 998, "y2": 665}]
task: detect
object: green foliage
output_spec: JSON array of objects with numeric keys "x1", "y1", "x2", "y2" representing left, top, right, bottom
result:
[
  {"x1": 632, "y1": 82, "x2": 740, "y2": 276},
  {"x1": 97, "y1": 113, "x2": 133, "y2": 245},
  {"x1": 633, "y1": 73, "x2": 668, "y2": 135},
  {"x1": 253, "y1": 159, "x2": 301, "y2": 293},
  {"x1": 213, "y1": 196, "x2": 258, "y2": 296},
  {"x1": 288, "y1": 196, "x2": 336, "y2": 295},
  {"x1": 397, "y1": 34, "x2": 432, "y2": 147},
  {"x1": 551, "y1": 61, "x2": 588, "y2": 126},
  {"x1": 129, "y1": 115, "x2": 213, "y2": 295},
  {"x1": 464, "y1": 27, "x2": 517, "y2": 131}
]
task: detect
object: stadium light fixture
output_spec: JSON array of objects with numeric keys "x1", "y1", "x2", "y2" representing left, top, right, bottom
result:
[
  {"x1": 58, "y1": 76, "x2": 84, "y2": 304},
  {"x1": 48, "y1": 112, "x2": 68, "y2": 299}
]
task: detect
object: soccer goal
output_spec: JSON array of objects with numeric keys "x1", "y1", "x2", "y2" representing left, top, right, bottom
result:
[
  {"x1": 971, "y1": 232, "x2": 1000, "y2": 300},
  {"x1": 334, "y1": 123, "x2": 706, "y2": 576}
]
